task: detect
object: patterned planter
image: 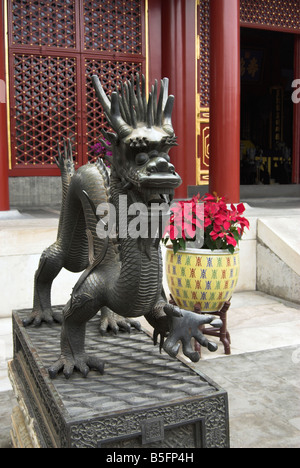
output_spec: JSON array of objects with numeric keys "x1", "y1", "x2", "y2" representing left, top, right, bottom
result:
[{"x1": 165, "y1": 246, "x2": 240, "y2": 313}]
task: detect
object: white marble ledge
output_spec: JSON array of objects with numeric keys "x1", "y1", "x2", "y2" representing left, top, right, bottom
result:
[
  {"x1": 257, "y1": 217, "x2": 300, "y2": 276},
  {"x1": 0, "y1": 221, "x2": 58, "y2": 257},
  {"x1": 0, "y1": 217, "x2": 59, "y2": 229},
  {"x1": 0, "y1": 253, "x2": 81, "y2": 318},
  {"x1": 239, "y1": 204, "x2": 257, "y2": 241}
]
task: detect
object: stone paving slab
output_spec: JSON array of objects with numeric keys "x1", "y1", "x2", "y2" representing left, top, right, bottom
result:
[{"x1": 190, "y1": 345, "x2": 300, "y2": 448}]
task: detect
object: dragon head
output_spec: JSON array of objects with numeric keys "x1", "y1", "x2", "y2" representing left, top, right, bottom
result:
[{"x1": 92, "y1": 74, "x2": 182, "y2": 205}]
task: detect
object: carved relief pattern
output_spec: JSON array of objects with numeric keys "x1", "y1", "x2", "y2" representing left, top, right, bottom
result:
[
  {"x1": 102, "y1": 423, "x2": 196, "y2": 448},
  {"x1": 196, "y1": 107, "x2": 210, "y2": 185},
  {"x1": 69, "y1": 397, "x2": 228, "y2": 448}
]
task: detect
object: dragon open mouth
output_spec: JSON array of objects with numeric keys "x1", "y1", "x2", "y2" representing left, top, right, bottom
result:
[
  {"x1": 136, "y1": 183, "x2": 178, "y2": 208},
  {"x1": 125, "y1": 168, "x2": 182, "y2": 201}
]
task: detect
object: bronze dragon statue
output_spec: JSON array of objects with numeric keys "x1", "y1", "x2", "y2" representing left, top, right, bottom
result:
[{"x1": 24, "y1": 74, "x2": 222, "y2": 378}]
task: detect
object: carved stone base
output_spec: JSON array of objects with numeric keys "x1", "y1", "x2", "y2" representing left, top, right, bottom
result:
[
  {"x1": 10, "y1": 406, "x2": 34, "y2": 449},
  {"x1": 9, "y1": 308, "x2": 230, "y2": 448}
]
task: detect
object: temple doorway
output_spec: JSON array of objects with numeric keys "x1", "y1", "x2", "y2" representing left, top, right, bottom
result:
[{"x1": 240, "y1": 28, "x2": 295, "y2": 185}]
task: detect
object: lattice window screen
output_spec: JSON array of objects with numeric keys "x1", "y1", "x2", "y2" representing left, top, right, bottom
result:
[
  {"x1": 197, "y1": 0, "x2": 210, "y2": 109},
  {"x1": 8, "y1": 0, "x2": 146, "y2": 174},
  {"x1": 12, "y1": 54, "x2": 78, "y2": 166},
  {"x1": 11, "y1": 0, "x2": 76, "y2": 48},
  {"x1": 240, "y1": 0, "x2": 300, "y2": 31},
  {"x1": 83, "y1": 0, "x2": 143, "y2": 54}
]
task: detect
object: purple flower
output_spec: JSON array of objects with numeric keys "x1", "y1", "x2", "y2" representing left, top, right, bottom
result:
[{"x1": 90, "y1": 140, "x2": 112, "y2": 168}]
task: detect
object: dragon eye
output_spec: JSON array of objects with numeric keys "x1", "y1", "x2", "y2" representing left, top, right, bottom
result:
[
  {"x1": 149, "y1": 150, "x2": 159, "y2": 159},
  {"x1": 159, "y1": 152, "x2": 170, "y2": 162},
  {"x1": 135, "y1": 153, "x2": 149, "y2": 166}
]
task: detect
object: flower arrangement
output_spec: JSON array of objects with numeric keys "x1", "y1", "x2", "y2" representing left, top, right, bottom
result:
[{"x1": 162, "y1": 193, "x2": 250, "y2": 254}]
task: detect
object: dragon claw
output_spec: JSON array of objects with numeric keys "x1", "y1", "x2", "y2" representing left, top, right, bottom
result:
[
  {"x1": 99, "y1": 308, "x2": 141, "y2": 335},
  {"x1": 163, "y1": 303, "x2": 183, "y2": 318},
  {"x1": 160, "y1": 307, "x2": 223, "y2": 362},
  {"x1": 22, "y1": 308, "x2": 62, "y2": 327},
  {"x1": 48, "y1": 354, "x2": 105, "y2": 379}
]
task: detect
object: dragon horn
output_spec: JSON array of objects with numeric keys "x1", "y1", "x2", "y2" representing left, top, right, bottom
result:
[
  {"x1": 156, "y1": 77, "x2": 174, "y2": 135},
  {"x1": 155, "y1": 79, "x2": 164, "y2": 127},
  {"x1": 141, "y1": 75, "x2": 147, "y2": 121},
  {"x1": 162, "y1": 94, "x2": 175, "y2": 136},
  {"x1": 147, "y1": 92, "x2": 154, "y2": 128},
  {"x1": 128, "y1": 77, "x2": 138, "y2": 128},
  {"x1": 162, "y1": 77, "x2": 169, "y2": 110},
  {"x1": 152, "y1": 80, "x2": 158, "y2": 121},
  {"x1": 135, "y1": 73, "x2": 144, "y2": 122},
  {"x1": 92, "y1": 75, "x2": 132, "y2": 138}
]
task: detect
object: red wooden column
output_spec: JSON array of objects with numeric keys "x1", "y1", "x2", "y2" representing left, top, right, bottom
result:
[
  {"x1": 0, "y1": 0, "x2": 9, "y2": 211},
  {"x1": 209, "y1": 0, "x2": 240, "y2": 203},
  {"x1": 160, "y1": 0, "x2": 196, "y2": 199},
  {"x1": 292, "y1": 34, "x2": 300, "y2": 184}
]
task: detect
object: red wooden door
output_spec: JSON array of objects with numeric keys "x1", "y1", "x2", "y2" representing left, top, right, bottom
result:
[{"x1": 7, "y1": 0, "x2": 146, "y2": 176}]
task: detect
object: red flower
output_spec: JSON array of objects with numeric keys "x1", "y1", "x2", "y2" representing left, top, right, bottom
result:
[
  {"x1": 162, "y1": 192, "x2": 249, "y2": 254},
  {"x1": 226, "y1": 234, "x2": 237, "y2": 246}
]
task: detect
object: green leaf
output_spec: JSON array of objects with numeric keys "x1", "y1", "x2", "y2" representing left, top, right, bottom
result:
[
  {"x1": 173, "y1": 242, "x2": 180, "y2": 255},
  {"x1": 228, "y1": 245, "x2": 235, "y2": 254},
  {"x1": 179, "y1": 238, "x2": 186, "y2": 250},
  {"x1": 216, "y1": 238, "x2": 223, "y2": 249},
  {"x1": 233, "y1": 230, "x2": 240, "y2": 242},
  {"x1": 205, "y1": 236, "x2": 215, "y2": 250}
]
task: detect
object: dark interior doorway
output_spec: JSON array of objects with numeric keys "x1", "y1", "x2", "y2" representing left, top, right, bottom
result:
[{"x1": 240, "y1": 28, "x2": 294, "y2": 185}]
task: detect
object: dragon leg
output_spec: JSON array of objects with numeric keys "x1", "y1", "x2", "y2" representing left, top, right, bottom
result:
[
  {"x1": 23, "y1": 243, "x2": 65, "y2": 327},
  {"x1": 48, "y1": 273, "x2": 105, "y2": 379}
]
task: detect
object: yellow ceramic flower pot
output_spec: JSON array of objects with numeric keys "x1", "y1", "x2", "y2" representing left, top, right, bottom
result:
[{"x1": 165, "y1": 246, "x2": 240, "y2": 312}]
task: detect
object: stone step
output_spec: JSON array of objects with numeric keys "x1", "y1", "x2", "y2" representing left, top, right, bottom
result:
[{"x1": 257, "y1": 217, "x2": 300, "y2": 303}]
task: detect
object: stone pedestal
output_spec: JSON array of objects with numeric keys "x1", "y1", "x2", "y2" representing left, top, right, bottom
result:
[{"x1": 9, "y1": 308, "x2": 230, "y2": 448}]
